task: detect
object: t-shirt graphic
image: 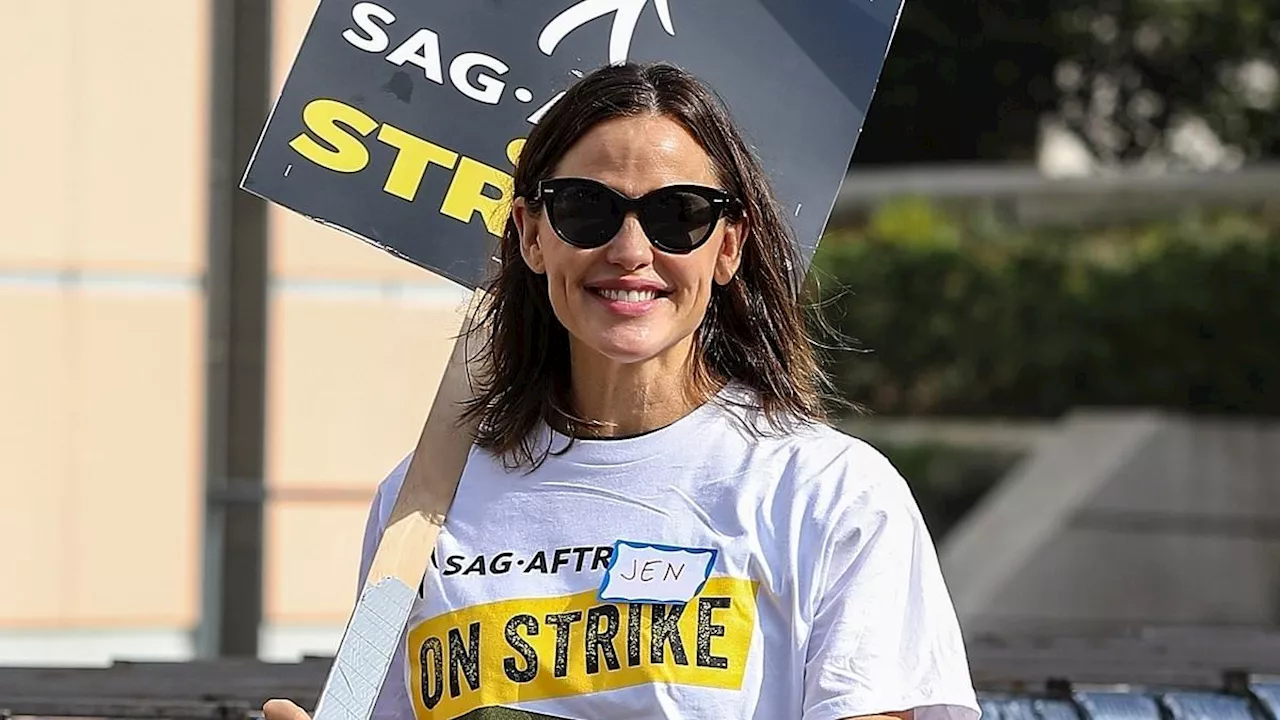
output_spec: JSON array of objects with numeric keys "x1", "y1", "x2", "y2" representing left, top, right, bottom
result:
[
  {"x1": 407, "y1": 580, "x2": 758, "y2": 718},
  {"x1": 359, "y1": 389, "x2": 981, "y2": 720}
]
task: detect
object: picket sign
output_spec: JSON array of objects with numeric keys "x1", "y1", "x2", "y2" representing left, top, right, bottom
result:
[{"x1": 240, "y1": 1, "x2": 905, "y2": 717}]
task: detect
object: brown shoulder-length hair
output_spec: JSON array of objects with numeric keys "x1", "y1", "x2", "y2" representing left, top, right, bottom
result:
[{"x1": 459, "y1": 61, "x2": 840, "y2": 469}]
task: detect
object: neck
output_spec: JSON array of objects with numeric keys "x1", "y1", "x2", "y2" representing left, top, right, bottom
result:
[{"x1": 564, "y1": 340, "x2": 713, "y2": 438}]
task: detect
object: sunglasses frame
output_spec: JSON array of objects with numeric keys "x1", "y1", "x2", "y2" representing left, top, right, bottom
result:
[{"x1": 532, "y1": 177, "x2": 742, "y2": 254}]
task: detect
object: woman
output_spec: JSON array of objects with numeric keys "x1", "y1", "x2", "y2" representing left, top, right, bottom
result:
[{"x1": 268, "y1": 62, "x2": 980, "y2": 720}]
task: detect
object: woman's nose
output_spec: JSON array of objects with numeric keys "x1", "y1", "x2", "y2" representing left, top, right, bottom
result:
[{"x1": 603, "y1": 214, "x2": 654, "y2": 269}]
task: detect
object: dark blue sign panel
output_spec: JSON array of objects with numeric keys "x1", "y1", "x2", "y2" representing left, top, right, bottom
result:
[{"x1": 243, "y1": 0, "x2": 904, "y2": 289}]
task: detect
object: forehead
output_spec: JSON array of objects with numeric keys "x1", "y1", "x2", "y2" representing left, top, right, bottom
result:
[{"x1": 551, "y1": 114, "x2": 719, "y2": 196}]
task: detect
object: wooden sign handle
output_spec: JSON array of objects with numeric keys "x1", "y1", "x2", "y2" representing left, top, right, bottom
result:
[{"x1": 312, "y1": 292, "x2": 487, "y2": 720}]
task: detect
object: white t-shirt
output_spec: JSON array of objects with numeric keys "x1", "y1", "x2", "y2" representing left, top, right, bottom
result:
[{"x1": 357, "y1": 390, "x2": 980, "y2": 720}]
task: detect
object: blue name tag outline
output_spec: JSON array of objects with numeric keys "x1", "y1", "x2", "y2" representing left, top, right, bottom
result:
[{"x1": 596, "y1": 539, "x2": 719, "y2": 605}]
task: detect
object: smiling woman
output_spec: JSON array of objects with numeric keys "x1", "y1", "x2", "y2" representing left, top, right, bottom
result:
[
  {"x1": 509, "y1": 113, "x2": 749, "y2": 408},
  {"x1": 266, "y1": 62, "x2": 981, "y2": 720},
  {"x1": 470, "y1": 64, "x2": 835, "y2": 459}
]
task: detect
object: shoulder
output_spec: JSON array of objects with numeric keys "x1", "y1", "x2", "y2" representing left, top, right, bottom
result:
[
  {"x1": 715, "y1": 384, "x2": 899, "y2": 475},
  {"x1": 713, "y1": 392, "x2": 925, "y2": 543},
  {"x1": 363, "y1": 452, "x2": 413, "y2": 537},
  {"x1": 363, "y1": 442, "x2": 497, "y2": 537},
  {"x1": 778, "y1": 421, "x2": 921, "y2": 545},
  {"x1": 719, "y1": 394, "x2": 916, "y2": 519},
  {"x1": 775, "y1": 418, "x2": 903, "y2": 485},
  {"x1": 792, "y1": 421, "x2": 914, "y2": 510}
]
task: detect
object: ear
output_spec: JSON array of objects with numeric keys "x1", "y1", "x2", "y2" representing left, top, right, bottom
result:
[
  {"x1": 513, "y1": 197, "x2": 546, "y2": 274},
  {"x1": 713, "y1": 216, "x2": 746, "y2": 285}
]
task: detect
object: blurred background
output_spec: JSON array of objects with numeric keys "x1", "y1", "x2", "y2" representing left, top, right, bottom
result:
[{"x1": 1, "y1": 0, "x2": 1278, "y2": 716}]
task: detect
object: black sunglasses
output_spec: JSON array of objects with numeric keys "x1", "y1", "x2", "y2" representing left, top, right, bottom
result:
[{"x1": 532, "y1": 177, "x2": 742, "y2": 254}]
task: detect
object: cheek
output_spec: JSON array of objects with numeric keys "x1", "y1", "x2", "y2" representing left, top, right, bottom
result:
[
  {"x1": 665, "y1": 256, "x2": 719, "y2": 304},
  {"x1": 538, "y1": 246, "x2": 590, "y2": 313}
]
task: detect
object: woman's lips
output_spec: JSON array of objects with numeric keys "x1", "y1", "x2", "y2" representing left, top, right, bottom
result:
[{"x1": 588, "y1": 286, "x2": 669, "y2": 316}]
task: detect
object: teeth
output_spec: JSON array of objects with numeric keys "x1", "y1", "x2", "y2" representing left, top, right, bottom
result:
[{"x1": 598, "y1": 288, "x2": 658, "y2": 302}]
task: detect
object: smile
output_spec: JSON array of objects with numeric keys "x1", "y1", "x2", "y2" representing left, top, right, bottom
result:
[{"x1": 595, "y1": 288, "x2": 663, "y2": 302}]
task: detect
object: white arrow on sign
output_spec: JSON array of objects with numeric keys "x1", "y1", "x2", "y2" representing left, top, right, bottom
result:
[{"x1": 538, "y1": 0, "x2": 676, "y2": 66}]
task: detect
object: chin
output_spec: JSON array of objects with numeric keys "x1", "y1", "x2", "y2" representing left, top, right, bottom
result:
[
  {"x1": 589, "y1": 339, "x2": 668, "y2": 366},
  {"x1": 580, "y1": 327, "x2": 679, "y2": 366}
]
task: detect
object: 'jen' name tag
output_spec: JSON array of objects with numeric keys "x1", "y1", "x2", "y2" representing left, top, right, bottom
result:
[{"x1": 598, "y1": 540, "x2": 718, "y2": 604}]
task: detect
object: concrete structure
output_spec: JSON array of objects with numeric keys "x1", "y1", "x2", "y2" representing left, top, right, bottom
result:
[{"x1": 942, "y1": 410, "x2": 1280, "y2": 635}]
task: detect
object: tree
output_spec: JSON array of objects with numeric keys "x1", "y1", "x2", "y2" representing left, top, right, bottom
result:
[
  {"x1": 854, "y1": 0, "x2": 1061, "y2": 164},
  {"x1": 854, "y1": 0, "x2": 1280, "y2": 167}
]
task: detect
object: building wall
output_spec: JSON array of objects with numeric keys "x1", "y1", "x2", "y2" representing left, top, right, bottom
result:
[{"x1": 0, "y1": 0, "x2": 461, "y2": 664}]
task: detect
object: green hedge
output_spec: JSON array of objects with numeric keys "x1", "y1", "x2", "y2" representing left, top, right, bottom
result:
[{"x1": 809, "y1": 199, "x2": 1280, "y2": 418}]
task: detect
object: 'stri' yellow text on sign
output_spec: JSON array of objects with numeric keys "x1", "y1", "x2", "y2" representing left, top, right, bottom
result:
[{"x1": 287, "y1": 98, "x2": 527, "y2": 237}]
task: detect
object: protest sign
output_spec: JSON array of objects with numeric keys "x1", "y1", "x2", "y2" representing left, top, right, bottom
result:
[
  {"x1": 240, "y1": 2, "x2": 905, "y2": 719},
  {"x1": 242, "y1": 0, "x2": 905, "y2": 289}
]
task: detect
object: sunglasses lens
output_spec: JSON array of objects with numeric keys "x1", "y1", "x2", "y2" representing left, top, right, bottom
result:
[
  {"x1": 643, "y1": 190, "x2": 718, "y2": 252},
  {"x1": 551, "y1": 183, "x2": 622, "y2": 247}
]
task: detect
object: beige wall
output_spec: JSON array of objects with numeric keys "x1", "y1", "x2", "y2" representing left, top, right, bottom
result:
[
  {"x1": 0, "y1": 1, "x2": 209, "y2": 276},
  {"x1": 0, "y1": 0, "x2": 458, "y2": 657},
  {"x1": 264, "y1": 295, "x2": 463, "y2": 625},
  {"x1": 0, "y1": 0, "x2": 210, "y2": 634}
]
